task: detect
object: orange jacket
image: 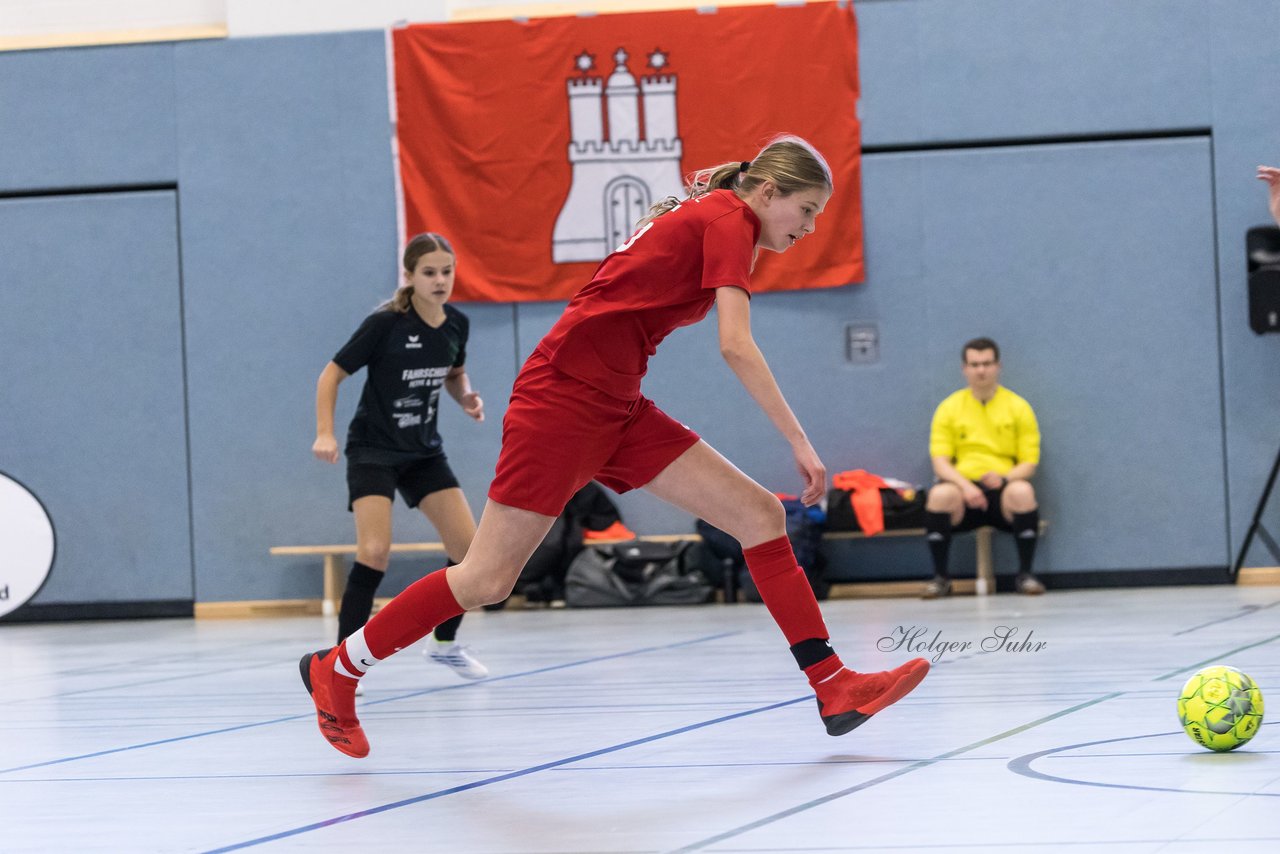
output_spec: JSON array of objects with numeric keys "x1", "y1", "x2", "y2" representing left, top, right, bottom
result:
[{"x1": 832, "y1": 470, "x2": 892, "y2": 536}]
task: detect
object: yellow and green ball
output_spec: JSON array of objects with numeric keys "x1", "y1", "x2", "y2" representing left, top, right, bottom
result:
[{"x1": 1177, "y1": 665, "x2": 1264, "y2": 752}]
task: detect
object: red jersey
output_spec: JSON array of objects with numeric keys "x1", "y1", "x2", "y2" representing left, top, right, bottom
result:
[{"x1": 536, "y1": 189, "x2": 761, "y2": 400}]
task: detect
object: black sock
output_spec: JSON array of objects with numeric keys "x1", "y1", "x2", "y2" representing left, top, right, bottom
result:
[
  {"x1": 1011, "y1": 509, "x2": 1040, "y2": 575},
  {"x1": 433, "y1": 613, "x2": 463, "y2": 642},
  {"x1": 337, "y1": 561, "x2": 384, "y2": 643},
  {"x1": 924, "y1": 511, "x2": 953, "y2": 578},
  {"x1": 433, "y1": 560, "x2": 463, "y2": 642},
  {"x1": 789, "y1": 637, "x2": 835, "y2": 670}
]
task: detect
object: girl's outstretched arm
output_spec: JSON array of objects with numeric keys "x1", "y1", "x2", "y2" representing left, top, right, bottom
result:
[{"x1": 714, "y1": 285, "x2": 826, "y2": 505}]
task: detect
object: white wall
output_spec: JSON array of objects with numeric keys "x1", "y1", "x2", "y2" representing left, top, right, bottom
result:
[
  {"x1": 0, "y1": 0, "x2": 225, "y2": 42},
  {"x1": 225, "y1": 0, "x2": 448, "y2": 37},
  {"x1": 0, "y1": 0, "x2": 704, "y2": 45}
]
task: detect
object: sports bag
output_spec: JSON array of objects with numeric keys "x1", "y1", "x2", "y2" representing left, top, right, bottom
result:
[
  {"x1": 503, "y1": 482, "x2": 627, "y2": 608},
  {"x1": 826, "y1": 486, "x2": 926, "y2": 533},
  {"x1": 565, "y1": 540, "x2": 713, "y2": 607},
  {"x1": 696, "y1": 497, "x2": 829, "y2": 602}
]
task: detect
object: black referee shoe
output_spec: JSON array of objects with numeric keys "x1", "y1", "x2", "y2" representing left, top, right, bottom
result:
[{"x1": 921, "y1": 576, "x2": 952, "y2": 599}]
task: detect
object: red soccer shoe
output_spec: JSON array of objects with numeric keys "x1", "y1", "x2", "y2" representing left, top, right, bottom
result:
[
  {"x1": 299, "y1": 648, "x2": 369, "y2": 758},
  {"x1": 814, "y1": 658, "x2": 931, "y2": 736}
]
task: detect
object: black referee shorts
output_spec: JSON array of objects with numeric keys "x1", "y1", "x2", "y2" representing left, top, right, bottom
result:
[
  {"x1": 346, "y1": 453, "x2": 460, "y2": 511},
  {"x1": 953, "y1": 482, "x2": 1013, "y2": 533}
]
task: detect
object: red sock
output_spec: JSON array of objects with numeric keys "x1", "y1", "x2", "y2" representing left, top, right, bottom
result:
[
  {"x1": 360, "y1": 568, "x2": 463, "y2": 660},
  {"x1": 803, "y1": 654, "x2": 846, "y2": 688},
  {"x1": 743, "y1": 535, "x2": 832, "y2": 646}
]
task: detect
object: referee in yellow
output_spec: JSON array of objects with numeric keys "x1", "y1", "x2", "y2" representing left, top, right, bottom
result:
[{"x1": 922, "y1": 337, "x2": 1043, "y2": 598}]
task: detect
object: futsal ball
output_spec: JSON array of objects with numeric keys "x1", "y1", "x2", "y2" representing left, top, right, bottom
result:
[{"x1": 1177, "y1": 665, "x2": 1265, "y2": 752}]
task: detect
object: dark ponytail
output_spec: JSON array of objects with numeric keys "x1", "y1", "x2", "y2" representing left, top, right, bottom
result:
[{"x1": 381, "y1": 232, "x2": 456, "y2": 313}]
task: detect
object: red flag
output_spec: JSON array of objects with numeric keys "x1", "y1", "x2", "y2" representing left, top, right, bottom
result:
[{"x1": 392, "y1": 1, "x2": 862, "y2": 302}]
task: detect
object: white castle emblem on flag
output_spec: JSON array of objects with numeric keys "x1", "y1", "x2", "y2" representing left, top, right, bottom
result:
[{"x1": 552, "y1": 47, "x2": 684, "y2": 263}]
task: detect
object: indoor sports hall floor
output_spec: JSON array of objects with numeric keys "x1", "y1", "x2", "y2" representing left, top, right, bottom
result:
[{"x1": 3, "y1": 585, "x2": 1278, "y2": 853}]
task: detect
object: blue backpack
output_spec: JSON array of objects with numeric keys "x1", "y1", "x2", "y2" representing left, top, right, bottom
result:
[
  {"x1": 695, "y1": 497, "x2": 829, "y2": 602},
  {"x1": 778, "y1": 497, "x2": 830, "y2": 600}
]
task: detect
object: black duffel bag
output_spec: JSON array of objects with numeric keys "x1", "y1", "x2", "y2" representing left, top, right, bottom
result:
[
  {"x1": 565, "y1": 540, "x2": 713, "y2": 607},
  {"x1": 826, "y1": 487, "x2": 926, "y2": 532}
]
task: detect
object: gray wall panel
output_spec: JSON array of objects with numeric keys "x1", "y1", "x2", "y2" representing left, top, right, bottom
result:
[
  {"x1": 174, "y1": 31, "x2": 404, "y2": 602},
  {"x1": 0, "y1": 192, "x2": 191, "y2": 604},
  {"x1": 1208, "y1": 0, "x2": 1280, "y2": 566},
  {"x1": 912, "y1": 138, "x2": 1224, "y2": 571},
  {"x1": 0, "y1": 43, "x2": 177, "y2": 192},
  {"x1": 858, "y1": 0, "x2": 1211, "y2": 146}
]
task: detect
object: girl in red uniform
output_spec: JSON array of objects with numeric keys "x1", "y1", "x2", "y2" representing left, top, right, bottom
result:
[{"x1": 301, "y1": 136, "x2": 929, "y2": 758}]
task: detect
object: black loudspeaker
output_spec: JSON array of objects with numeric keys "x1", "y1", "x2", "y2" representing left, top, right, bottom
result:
[{"x1": 1246, "y1": 226, "x2": 1280, "y2": 334}]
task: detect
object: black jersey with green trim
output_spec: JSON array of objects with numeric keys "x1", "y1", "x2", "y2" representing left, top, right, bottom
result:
[{"x1": 333, "y1": 304, "x2": 468, "y2": 459}]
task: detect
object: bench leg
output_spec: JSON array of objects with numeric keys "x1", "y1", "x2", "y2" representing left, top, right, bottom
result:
[
  {"x1": 975, "y1": 528, "x2": 994, "y2": 596},
  {"x1": 322, "y1": 554, "x2": 346, "y2": 617},
  {"x1": 722, "y1": 557, "x2": 738, "y2": 604}
]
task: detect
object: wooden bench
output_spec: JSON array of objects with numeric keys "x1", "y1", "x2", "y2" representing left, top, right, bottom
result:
[
  {"x1": 272, "y1": 523, "x2": 1045, "y2": 614},
  {"x1": 269, "y1": 535, "x2": 696, "y2": 616},
  {"x1": 269, "y1": 543, "x2": 449, "y2": 616},
  {"x1": 828, "y1": 526, "x2": 1009, "y2": 596}
]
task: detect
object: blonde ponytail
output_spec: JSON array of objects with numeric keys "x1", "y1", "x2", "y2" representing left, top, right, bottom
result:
[{"x1": 638, "y1": 135, "x2": 832, "y2": 228}]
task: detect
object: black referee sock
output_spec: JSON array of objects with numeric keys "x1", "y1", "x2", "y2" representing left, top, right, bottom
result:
[
  {"x1": 1011, "y1": 509, "x2": 1040, "y2": 575},
  {"x1": 337, "y1": 561, "x2": 385, "y2": 643},
  {"x1": 924, "y1": 511, "x2": 953, "y2": 578},
  {"x1": 433, "y1": 560, "x2": 463, "y2": 643}
]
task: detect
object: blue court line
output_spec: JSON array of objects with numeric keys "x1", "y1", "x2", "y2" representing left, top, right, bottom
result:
[
  {"x1": 1007, "y1": 722, "x2": 1280, "y2": 798},
  {"x1": 3, "y1": 754, "x2": 1010, "y2": 786},
  {"x1": 671, "y1": 630, "x2": 1280, "y2": 851},
  {"x1": 5, "y1": 658, "x2": 291, "y2": 704},
  {"x1": 201, "y1": 694, "x2": 814, "y2": 853},
  {"x1": 0, "y1": 712, "x2": 309, "y2": 777},
  {"x1": 665, "y1": 691, "x2": 1125, "y2": 853},
  {"x1": 0, "y1": 630, "x2": 739, "y2": 776},
  {"x1": 2, "y1": 636, "x2": 318, "y2": 693},
  {"x1": 2, "y1": 768, "x2": 515, "y2": 784},
  {"x1": 358, "y1": 629, "x2": 739, "y2": 708},
  {"x1": 538, "y1": 755, "x2": 999, "y2": 772}
]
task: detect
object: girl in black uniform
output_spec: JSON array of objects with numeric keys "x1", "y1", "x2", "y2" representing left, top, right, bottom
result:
[{"x1": 312, "y1": 232, "x2": 487, "y2": 683}]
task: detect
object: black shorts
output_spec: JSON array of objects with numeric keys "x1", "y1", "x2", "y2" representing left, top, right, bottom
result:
[
  {"x1": 954, "y1": 482, "x2": 1013, "y2": 533},
  {"x1": 346, "y1": 453, "x2": 460, "y2": 511}
]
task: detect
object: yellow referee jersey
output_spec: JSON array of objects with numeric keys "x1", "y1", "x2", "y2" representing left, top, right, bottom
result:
[{"x1": 929, "y1": 386, "x2": 1040, "y2": 481}]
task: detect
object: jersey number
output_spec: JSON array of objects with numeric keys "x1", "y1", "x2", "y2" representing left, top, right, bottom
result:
[
  {"x1": 614, "y1": 201, "x2": 684, "y2": 253},
  {"x1": 615, "y1": 221, "x2": 653, "y2": 254}
]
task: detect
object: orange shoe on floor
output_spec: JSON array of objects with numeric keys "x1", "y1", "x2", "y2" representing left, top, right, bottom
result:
[
  {"x1": 299, "y1": 647, "x2": 369, "y2": 758},
  {"x1": 583, "y1": 521, "x2": 636, "y2": 541},
  {"x1": 814, "y1": 658, "x2": 930, "y2": 736}
]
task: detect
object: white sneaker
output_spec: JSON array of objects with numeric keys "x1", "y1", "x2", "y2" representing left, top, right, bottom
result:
[{"x1": 425, "y1": 641, "x2": 489, "y2": 680}]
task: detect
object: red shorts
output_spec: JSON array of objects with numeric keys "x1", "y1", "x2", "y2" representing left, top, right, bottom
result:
[{"x1": 488, "y1": 351, "x2": 701, "y2": 517}]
